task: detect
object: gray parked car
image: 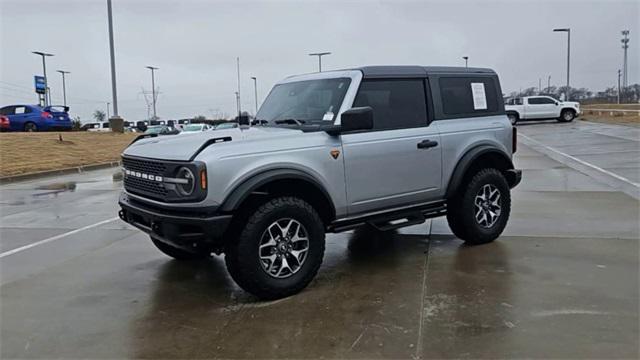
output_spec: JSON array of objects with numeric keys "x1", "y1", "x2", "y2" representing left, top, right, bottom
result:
[{"x1": 118, "y1": 66, "x2": 522, "y2": 299}]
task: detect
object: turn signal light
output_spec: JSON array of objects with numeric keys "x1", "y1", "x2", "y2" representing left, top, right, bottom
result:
[{"x1": 200, "y1": 169, "x2": 207, "y2": 190}]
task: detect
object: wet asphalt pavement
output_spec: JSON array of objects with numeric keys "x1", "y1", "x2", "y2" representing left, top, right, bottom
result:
[{"x1": 1, "y1": 120, "x2": 638, "y2": 359}]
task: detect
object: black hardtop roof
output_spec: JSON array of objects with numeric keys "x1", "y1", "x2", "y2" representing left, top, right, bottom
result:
[{"x1": 352, "y1": 65, "x2": 495, "y2": 78}]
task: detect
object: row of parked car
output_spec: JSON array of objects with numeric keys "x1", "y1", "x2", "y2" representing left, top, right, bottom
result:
[{"x1": 0, "y1": 103, "x2": 239, "y2": 134}]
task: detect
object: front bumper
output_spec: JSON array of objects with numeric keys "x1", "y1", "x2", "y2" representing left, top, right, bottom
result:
[{"x1": 118, "y1": 192, "x2": 232, "y2": 251}]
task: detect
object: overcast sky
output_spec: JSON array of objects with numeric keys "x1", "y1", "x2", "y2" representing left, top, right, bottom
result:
[{"x1": 1, "y1": 0, "x2": 638, "y2": 122}]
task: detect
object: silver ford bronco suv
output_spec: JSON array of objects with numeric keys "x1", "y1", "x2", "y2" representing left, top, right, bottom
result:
[{"x1": 119, "y1": 66, "x2": 522, "y2": 299}]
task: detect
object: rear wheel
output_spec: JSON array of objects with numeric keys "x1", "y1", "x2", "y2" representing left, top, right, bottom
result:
[
  {"x1": 24, "y1": 122, "x2": 38, "y2": 132},
  {"x1": 225, "y1": 196, "x2": 325, "y2": 300},
  {"x1": 150, "y1": 236, "x2": 210, "y2": 260},
  {"x1": 558, "y1": 109, "x2": 575, "y2": 122},
  {"x1": 446, "y1": 168, "x2": 511, "y2": 245},
  {"x1": 507, "y1": 113, "x2": 518, "y2": 125}
]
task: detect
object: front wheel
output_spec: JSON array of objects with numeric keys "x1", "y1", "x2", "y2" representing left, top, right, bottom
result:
[
  {"x1": 225, "y1": 197, "x2": 325, "y2": 300},
  {"x1": 446, "y1": 168, "x2": 511, "y2": 245},
  {"x1": 558, "y1": 109, "x2": 575, "y2": 122},
  {"x1": 507, "y1": 113, "x2": 518, "y2": 125}
]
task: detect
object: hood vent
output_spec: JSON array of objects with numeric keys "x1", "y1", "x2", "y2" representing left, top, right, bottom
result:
[{"x1": 189, "y1": 136, "x2": 232, "y2": 161}]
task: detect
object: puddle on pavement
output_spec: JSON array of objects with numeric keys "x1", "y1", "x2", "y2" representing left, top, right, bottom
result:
[
  {"x1": 112, "y1": 171, "x2": 124, "y2": 182},
  {"x1": 32, "y1": 182, "x2": 78, "y2": 199}
]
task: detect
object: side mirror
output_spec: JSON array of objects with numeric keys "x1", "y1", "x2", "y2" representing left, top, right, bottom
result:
[
  {"x1": 238, "y1": 114, "x2": 250, "y2": 126},
  {"x1": 340, "y1": 107, "x2": 373, "y2": 132},
  {"x1": 555, "y1": 101, "x2": 559, "y2": 105}
]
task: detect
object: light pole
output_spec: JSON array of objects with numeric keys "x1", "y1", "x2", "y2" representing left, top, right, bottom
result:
[
  {"x1": 250, "y1": 76, "x2": 258, "y2": 116},
  {"x1": 106, "y1": 102, "x2": 111, "y2": 119},
  {"x1": 32, "y1": 51, "x2": 54, "y2": 106},
  {"x1": 463, "y1": 56, "x2": 468, "y2": 68},
  {"x1": 308, "y1": 52, "x2": 331, "y2": 72},
  {"x1": 106, "y1": 0, "x2": 119, "y2": 119},
  {"x1": 621, "y1": 30, "x2": 630, "y2": 87},
  {"x1": 56, "y1": 70, "x2": 70, "y2": 106},
  {"x1": 553, "y1": 28, "x2": 571, "y2": 100},
  {"x1": 145, "y1": 66, "x2": 158, "y2": 119}
]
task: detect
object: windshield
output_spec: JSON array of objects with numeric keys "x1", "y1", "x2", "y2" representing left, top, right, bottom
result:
[
  {"x1": 183, "y1": 124, "x2": 203, "y2": 132},
  {"x1": 256, "y1": 78, "x2": 351, "y2": 126},
  {"x1": 144, "y1": 126, "x2": 164, "y2": 134}
]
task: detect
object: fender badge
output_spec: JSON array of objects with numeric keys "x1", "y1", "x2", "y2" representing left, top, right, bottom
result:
[{"x1": 330, "y1": 149, "x2": 340, "y2": 159}]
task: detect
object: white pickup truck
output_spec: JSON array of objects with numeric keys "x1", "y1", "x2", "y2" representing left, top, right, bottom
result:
[{"x1": 505, "y1": 96, "x2": 580, "y2": 125}]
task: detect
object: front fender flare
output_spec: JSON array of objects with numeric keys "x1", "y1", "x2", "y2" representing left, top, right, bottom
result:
[{"x1": 220, "y1": 168, "x2": 334, "y2": 214}]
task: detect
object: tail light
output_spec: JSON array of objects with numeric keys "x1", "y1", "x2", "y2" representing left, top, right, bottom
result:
[
  {"x1": 41, "y1": 111, "x2": 52, "y2": 119},
  {"x1": 512, "y1": 126, "x2": 517, "y2": 153}
]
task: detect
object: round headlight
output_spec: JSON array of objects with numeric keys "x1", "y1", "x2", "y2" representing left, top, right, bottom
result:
[{"x1": 176, "y1": 167, "x2": 195, "y2": 196}]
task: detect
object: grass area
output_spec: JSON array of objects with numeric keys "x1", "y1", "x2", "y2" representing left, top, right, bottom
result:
[
  {"x1": 580, "y1": 103, "x2": 639, "y2": 127},
  {"x1": 0, "y1": 132, "x2": 137, "y2": 177},
  {"x1": 583, "y1": 103, "x2": 640, "y2": 110}
]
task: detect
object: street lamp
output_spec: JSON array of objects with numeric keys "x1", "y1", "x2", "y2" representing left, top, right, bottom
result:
[
  {"x1": 106, "y1": 102, "x2": 111, "y2": 119},
  {"x1": 56, "y1": 70, "x2": 70, "y2": 106},
  {"x1": 32, "y1": 51, "x2": 54, "y2": 106},
  {"x1": 553, "y1": 28, "x2": 571, "y2": 100},
  {"x1": 145, "y1": 66, "x2": 158, "y2": 119},
  {"x1": 308, "y1": 52, "x2": 331, "y2": 72},
  {"x1": 250, "y1": 76, "x2": 258, "y2": 116},
  {"x1": 463, "y1": 56, "x2": 468, "y2": 68}
]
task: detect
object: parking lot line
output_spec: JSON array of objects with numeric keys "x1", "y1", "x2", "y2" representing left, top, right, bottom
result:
[
  {"x1": 0, "y1": 217, "x2": 118, "y2": 259},
  {"x1": 519, "y1": 133, "x2": 640, "y2": 200}
]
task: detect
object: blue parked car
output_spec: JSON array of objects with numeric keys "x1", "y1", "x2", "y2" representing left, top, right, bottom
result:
[{"x1": 0, "y1": 104, "x2": 72, "y2": 132}]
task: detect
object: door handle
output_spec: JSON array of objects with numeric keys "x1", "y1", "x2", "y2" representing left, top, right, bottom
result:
[{"x1": 417, "y1": 139, "x2": 438, "y2": 149}]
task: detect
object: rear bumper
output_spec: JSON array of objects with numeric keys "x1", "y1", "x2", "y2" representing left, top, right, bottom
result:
[
  {"x1": 118, "y1": 192, "x2": 232, "y2": 251},
  {"x1": 506, "y1": 169, "x2": 522, "y2": 188}
]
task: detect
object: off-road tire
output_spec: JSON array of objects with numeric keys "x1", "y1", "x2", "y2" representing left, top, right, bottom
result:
[
  {"x1": 225, "y1": 196, "x2": 325, "y2": 300},
  {"x1": 558, "y1": 109, "x2": 575, "y2": 122},
  {"x1": 150, "y1": 236, "x2": 210, "y2": 260},
  {"x1": 446, "y1": 168, "x2": 511, "y2": 245}
]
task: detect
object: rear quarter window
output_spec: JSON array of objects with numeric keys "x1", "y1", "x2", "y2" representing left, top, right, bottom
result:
[{"x1": 438, "y1": 77, "x2": 500, "y2": 117}]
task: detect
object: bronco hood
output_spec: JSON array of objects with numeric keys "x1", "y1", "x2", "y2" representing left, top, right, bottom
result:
[{"x1": 123, "y1": 126, "x2": 301, "y2": 161}]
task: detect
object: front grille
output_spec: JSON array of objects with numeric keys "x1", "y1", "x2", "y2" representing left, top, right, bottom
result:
[
  {"x1": 122, "y1": 157, "x2": 168, "y2": 201},
  {"x1": 124, "y1": 176, "x2": 168, "y2": 199},
  {"x1": 122, "y1": 157, "x2": 167, "y2": 175}
]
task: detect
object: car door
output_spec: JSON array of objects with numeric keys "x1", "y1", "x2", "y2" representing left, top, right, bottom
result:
[
  {"x1": 538, "y1": 97, "x2": 559, "y2": 117},
  {"x1": 341, "y1": 78, "x2": 442, "y2": 215},
  {"x1": 10, "y1": 106, "x2": 31, "y2": 130},
  {"x1": 527, "y1": 97, "x2": 556, "y2": 119}
]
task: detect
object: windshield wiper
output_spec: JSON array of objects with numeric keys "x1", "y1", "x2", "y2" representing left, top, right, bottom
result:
[{"x1": 274, "y1": 118, "x2": 306, "y2": 126}]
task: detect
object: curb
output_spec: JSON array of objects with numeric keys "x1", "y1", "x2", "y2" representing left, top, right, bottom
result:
[{"x1": 0, "y1": 161, "x2": 122, "y2": 184}]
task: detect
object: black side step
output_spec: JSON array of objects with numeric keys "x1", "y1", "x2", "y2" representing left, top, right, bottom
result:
[{"x1": 329, "y1": 201, "x2": 447, "y2": 233}]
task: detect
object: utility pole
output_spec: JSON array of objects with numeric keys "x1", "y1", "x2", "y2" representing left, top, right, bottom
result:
[
  {"x1": 553, "y1": 28, "x2": 571, "y2": 100},
  {"x1": 463, "y1": 56, "x2": 469, "y2": 68},
  {"x1": 145, "y1": 66, "x2": 158, "y2": 119},
  {"x1": 621, "y1": 30, "x2": 630, "y2": 88},
  {"x1": 547, "y1": 75, "x2": 551, "y2": 93},
  {"x1": 32, "y1": 51, "x2": 54, "y2": 106},
  {"x1": 106, "y1": 0, "x2": 119, "y2": 119},
  {"x1": 539, "y1": 78, "x2": 542, "y2": 94},
  {"x1": 234, "y1": 91, "x2": 240, "y2": 118},
  {"x1": 308, "y1": 52, "x2": 331, "y2": 72},
  {"x1": 236, "y1": 57, "x2": 241, "y2": 117},
  {"x1": 250, "y1": 76, "x2": 258, "y2": 116},
  {"x1": 56, "y1": 70, "x2": 70, "y2": 106},
  {"x1": 617, "y1": 69, "x2": 622, "y2": 104},
  {"x1": 107, "y1": 102, "x2": 111, "y2": 119}
]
